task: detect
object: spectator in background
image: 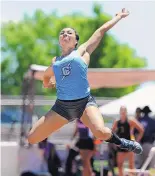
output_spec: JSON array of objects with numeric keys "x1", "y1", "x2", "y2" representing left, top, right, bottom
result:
[
  {"x1": 46, "y1": 143, "x2": 62, "y2": 176},
  {"x1": 135, "y1": 107, "x2": 142, "y2": 121},
  {"x1": 136, "y1": 106, "x2": 155, "y2": 169},
  {"x1": 75, "y1": 120, "x2": 96, "y2": 176},
  {"x1": 39, "y1": 139, "x2": 62, "y2": 176},
  {"x1": 65, "y1": 128, "x2": 79, "y2": 176},
  {"x1": 107, "y1": 143, "x2": 117, "y2": 176},
  {"x1": 112, "y1": 106, "x2": 144, "y2": 176},
  {"x1": 134, "y1": 107, "x2": 142, "y2": 140},
  {"x1": 65, "y1": 119, "x2": 96, "y2": 176}
]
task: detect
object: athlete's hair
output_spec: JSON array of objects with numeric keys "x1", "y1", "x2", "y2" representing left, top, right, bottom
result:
[{"x1": 70, "y1": 28, "x2": 79, "y2": 48}]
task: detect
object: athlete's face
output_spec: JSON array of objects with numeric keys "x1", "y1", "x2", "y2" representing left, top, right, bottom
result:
[
  {"x1": 120, "y1": 106, "x2": 127, "y2": 121},
  {"x1": 59, "y1": 28, "x2": 77, "y2": 49}
]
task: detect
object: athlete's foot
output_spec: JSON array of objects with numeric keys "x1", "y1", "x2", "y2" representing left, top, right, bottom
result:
[{"x1": 119, "y1": 138, "x2": 143, "y2": 155}]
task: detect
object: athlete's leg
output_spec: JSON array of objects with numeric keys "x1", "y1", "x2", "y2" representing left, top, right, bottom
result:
[
  {"x1": 28, "y1": 110, "x2": 68, "y2": 144},
  {"x1": 81, "y1": 106, "x2": 143, "y2": 154},
  {"x1": 81, "y1": 106, "x2": 111, "y2": 140}
]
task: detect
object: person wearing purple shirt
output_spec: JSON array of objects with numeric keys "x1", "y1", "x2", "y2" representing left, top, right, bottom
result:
[{"x1": 135, "y1": 106, "x2": 155, "y2": 169}]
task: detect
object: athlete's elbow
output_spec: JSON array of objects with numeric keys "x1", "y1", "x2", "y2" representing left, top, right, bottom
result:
[
  {"x1": 95, "y1": 29, "x2": 104, "y2": 38},
  {"x1": 98, "y1": 27, "x2": 106, "y2": 35}
]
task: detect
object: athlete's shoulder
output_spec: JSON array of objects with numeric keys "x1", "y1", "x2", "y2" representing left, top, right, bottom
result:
[
  {"x1": 52, "y1": 56, "x2": 57, "y2": 62},
  {"x1": 51, "y1": 56, "x2": 57, "y2": 65}
]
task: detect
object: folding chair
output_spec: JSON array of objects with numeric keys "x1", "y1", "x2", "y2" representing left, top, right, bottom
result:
[{"x1": 124, "y1": 147, "x2": 155, "y2": 176}]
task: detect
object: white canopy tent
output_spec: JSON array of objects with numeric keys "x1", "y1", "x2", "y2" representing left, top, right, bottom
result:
[{"x1": 99, "y1": 84, "x2": 155, "y2": 117}]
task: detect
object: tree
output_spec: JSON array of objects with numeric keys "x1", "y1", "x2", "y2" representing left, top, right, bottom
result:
[{"x1": 1, "y1": 4, "x2": 146, "y2": 97}]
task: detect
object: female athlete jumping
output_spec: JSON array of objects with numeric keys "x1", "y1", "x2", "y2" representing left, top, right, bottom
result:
[{"x1": 28, "y1": 9, "x2": 143, "y2": 163}]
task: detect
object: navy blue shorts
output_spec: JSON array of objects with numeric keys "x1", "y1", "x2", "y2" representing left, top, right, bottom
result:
[{"x1": 51, "y1": 95, "x2": 98, "y2": 122}]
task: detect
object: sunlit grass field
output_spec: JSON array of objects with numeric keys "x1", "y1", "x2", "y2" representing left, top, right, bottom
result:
[{"x1": 94, "y1": 160, "x2": 155, "y2": 176}]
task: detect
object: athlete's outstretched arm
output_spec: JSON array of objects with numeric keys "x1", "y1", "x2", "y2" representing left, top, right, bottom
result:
[{"x1": 78, "y1": 8, "x2": 129, "y2": 55}]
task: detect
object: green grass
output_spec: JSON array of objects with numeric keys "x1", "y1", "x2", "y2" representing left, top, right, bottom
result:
[{"x1": 93, "y1": 160, "x2": 155, "y2": 175}]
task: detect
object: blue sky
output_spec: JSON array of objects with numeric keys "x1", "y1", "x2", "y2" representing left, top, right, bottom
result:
[{"x1": 1, "y1": 0, "x2": 155, "y2": 69}]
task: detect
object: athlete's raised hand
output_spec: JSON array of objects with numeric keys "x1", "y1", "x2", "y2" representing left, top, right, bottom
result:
[{"x1": 116, "y1": 8, "x2": 130, "y2": 18}]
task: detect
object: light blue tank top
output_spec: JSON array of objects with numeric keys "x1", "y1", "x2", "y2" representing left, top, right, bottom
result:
[{"x1": 52, "y1": 50, "x2": 90, "y2": 100}]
